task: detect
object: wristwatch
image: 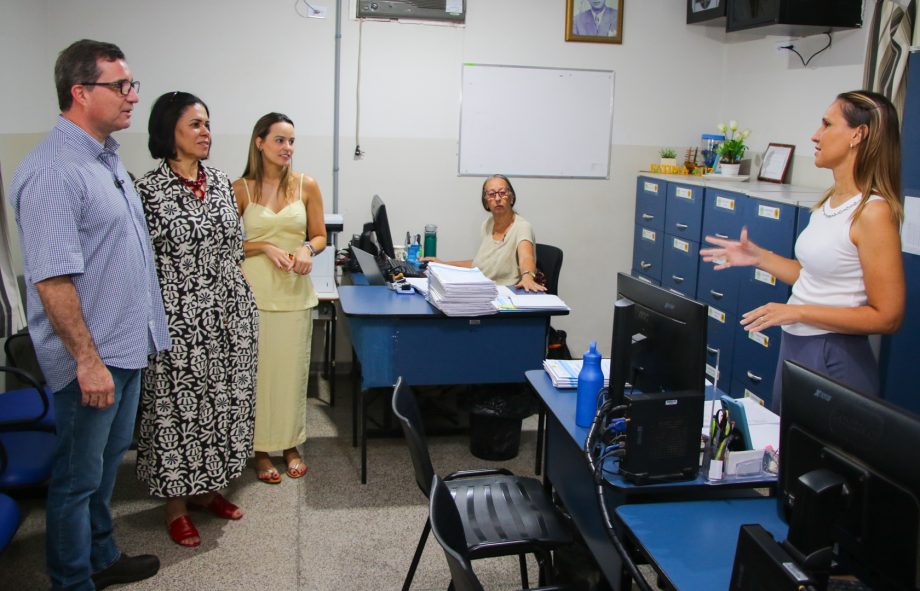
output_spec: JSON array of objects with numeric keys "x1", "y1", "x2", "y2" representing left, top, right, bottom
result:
[
  {"x1": 521, "y1": 271, "x2": 535, "y2": 279},
  {"x1": 304, "y1": 242, "x2": 317, "y2": 257}
]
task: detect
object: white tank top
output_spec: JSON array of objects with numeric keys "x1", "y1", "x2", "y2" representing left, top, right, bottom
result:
[{"x1": 784, "y1": 193, "x2": 882, "y2": 336}]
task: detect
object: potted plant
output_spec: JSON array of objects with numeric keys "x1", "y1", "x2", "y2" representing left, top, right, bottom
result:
[
  {"x1": 715, "y1": 121, "x2": 750, "y2": 176},
  {"x1": 659, "y1": 147, "x2": 678, "y2": 168}
]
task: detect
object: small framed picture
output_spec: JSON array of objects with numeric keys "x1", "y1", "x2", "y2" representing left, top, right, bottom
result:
[
  {"x1": 687, "y1": 0, "x2": 725, "y2": 24},
  {"x1": 758, "y1": 143, "x2": 795, "y2": 184},
  {"x1": 566, "y1": 0, "x2": 624, "y2": 44}
]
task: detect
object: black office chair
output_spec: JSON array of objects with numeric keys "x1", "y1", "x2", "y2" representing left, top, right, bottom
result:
[
  {"x1": 429, "y1": 475, "x2": 571, "y2": 591},
  {"x1": 392, "y1": 378, "x2": 571, "y2": 591},
  {"x1": 534, "y1": 244, "x2": 563, "y2": 296}
]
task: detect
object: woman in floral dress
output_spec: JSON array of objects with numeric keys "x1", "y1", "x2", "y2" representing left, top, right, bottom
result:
[{"x1": 134, "y1": 91, "x2": 258, "y2": 547}]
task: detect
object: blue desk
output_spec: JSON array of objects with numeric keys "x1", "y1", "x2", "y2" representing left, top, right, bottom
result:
[
  {"x1": 525, "y1": 370, "x2": 776, "y2": 589},
  {"x1": 615, "y1": 498, "x2": 788, "y2": 590},
  {"x1": 340, "y1": 286, "x2": 567, "y2": 483}
]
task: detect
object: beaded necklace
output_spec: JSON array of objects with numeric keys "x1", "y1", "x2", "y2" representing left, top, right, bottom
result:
[
  {"x1": 822, "y1": 195, "x2": 860, "y2": 218},
  {"x1": 177, "y1": 165, "x2": 207, "y2": 200}
]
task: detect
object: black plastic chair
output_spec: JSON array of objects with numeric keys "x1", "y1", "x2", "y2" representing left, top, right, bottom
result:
[
  {"x1": 392, "y1": 378, "x2": 571, "y2": 590},
  {"x1": 429, "y1": 475, "x2": 571, "y2": 591},
  {"x1": 535, "y1": 244, "x2": 563, "y2": 296}
]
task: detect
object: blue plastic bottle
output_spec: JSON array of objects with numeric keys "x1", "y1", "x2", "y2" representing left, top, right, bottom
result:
[{"x1": 576, "y1": 341, "x2": 604, "y2": 428}]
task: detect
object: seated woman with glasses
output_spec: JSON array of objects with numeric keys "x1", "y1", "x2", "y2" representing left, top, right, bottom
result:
[{"x1": 422, "y1": 174, "x2": 545, "y2": 292}]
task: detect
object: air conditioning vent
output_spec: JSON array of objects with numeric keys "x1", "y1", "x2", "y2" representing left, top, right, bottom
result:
[{"x1": 357, "y1": 0, "x2": 465, "y2": 23}]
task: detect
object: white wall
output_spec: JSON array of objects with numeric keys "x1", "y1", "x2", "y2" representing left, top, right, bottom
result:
[{"x1": 0, "y1": 0, "x2": 870, "y2": 356}]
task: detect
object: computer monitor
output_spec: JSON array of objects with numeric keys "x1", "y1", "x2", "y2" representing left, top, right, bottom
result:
[
  {"x1": 610, "y1": 273, "x2": 708, "y2": 405},
  {"x1": 611, "y1": 273, "x2": 709, "y2": 483},
  {"x1": 778, "y1": 360, "x2": 920, "y2": 590},
  {"x1": 371, "y1": 194, "x2": 396, "y2": 259}
]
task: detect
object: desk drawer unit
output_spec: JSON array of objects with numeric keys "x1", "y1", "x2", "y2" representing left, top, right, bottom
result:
[
  {"x1": 697, "y1": 265, "x2": 742, "y2": 315},
  {"x1": 706, "y1": 305, "x2": 735, "y2": 389},
  {"x1": 632, "y1": 224, "x2": 664, "y2": 283},
  {"x1": 661, "y1": 236, "x2": 699, "y2": 298},
  {"x1": 630, "y1": 270, "x2": 661, "y2": 287},
  {"x1": 635, "y1": 177, "x2": 666, "y2": 231},
  {"x1": 731, "y1": 324, "x2": 783, "y2": 406},
  {"x1": 665, "y1": 182, "x2": 704, "y2": 239}
]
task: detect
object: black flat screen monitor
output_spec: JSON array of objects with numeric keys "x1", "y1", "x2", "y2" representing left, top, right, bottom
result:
[
  {"x1": 610, "y1": 273, "x2": 708, "y2": 405},
  {"x1": 779, "y1": 360, "x2": 920, "y2": 590},
  {"x1": 371, "y1": 194, "x2": 395, "y2": 259}
]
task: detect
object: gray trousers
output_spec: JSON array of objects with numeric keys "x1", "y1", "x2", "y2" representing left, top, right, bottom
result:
[{"x1": 771, "y1": 331, "x2": 879, "y2": 414}]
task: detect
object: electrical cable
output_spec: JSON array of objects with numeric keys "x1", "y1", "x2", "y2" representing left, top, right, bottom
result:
[
  {"x1": 583, "y1": 406, "x2": 654, "y2": 591},
  {"x1": 354, "y1": 20, "x2": 365, "y2": 158},
  {"x1": 784, "y1": 32, "x2": 832, "y2": 67}
]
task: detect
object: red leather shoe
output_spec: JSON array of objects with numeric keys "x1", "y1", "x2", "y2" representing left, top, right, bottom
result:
[
  {"x1": 168, "y1": 515, "x2": 200, "y2": 547},
  {"x1": 202, "y1": 493, "x2": 243, "y2": 520}
]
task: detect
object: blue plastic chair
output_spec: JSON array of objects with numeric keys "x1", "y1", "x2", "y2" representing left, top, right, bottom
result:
[
  {"x1": 2, "y1": 333, "x2": 55, "y2": 432},
  {"x1": 0, "y1": 492, "x2": 21, "y2": 553},
  {"x1": 0, "y1": 368, "x2": 57, "y2": 490}
]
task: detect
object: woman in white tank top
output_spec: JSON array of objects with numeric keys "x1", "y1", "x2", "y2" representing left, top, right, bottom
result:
[{"x1": 700, "y1": 91, "x2": 905, "y2": 411}]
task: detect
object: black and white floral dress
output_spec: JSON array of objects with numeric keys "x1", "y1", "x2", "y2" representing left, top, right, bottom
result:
[{"x1": 134, "y1": 161, "x2": 258, "y2": 498}]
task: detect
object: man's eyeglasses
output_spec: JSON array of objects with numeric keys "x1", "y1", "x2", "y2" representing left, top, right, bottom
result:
[
  {"x1": 486, "y1": 189, "x2": 511, "y2": 200},
  {"x1": 78, "y1": 79, "x2": 140, "y2": 96}
]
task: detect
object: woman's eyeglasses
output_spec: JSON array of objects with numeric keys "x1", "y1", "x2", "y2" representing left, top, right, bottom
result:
[{"x1": 486, "y1": 189, "x2": 511, "y2": 200}]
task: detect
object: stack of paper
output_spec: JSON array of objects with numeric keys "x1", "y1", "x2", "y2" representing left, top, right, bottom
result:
[
  {"x1": 491, "y1": 286, "x2": 570, "y2": 311},
  {"x1": 543, "y1": 359, "x2": 611, "y2": 389},
  {"x1": 425, "y1": 263, "x2": 498, "y2": 316}
]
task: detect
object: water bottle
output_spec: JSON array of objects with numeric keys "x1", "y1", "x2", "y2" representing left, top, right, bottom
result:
[
  {"x1": 406, "y1": 240, "x2": 420, "y2": 267},
  {"x1": 576, "y1": 341, "x2": 604, "y2": 428},
  {"x1": 423, "y1": 224, "x2": 438, "y2": 258}
]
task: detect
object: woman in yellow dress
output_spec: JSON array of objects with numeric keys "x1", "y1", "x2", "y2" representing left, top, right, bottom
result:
[{"x1": 233, "y1": 113, "x2": 327, "y2": 483}]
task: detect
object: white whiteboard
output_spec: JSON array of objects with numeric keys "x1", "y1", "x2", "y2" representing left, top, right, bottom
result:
[{"x1": 459, "y1": 64, "x2": 615, "y2": 179}]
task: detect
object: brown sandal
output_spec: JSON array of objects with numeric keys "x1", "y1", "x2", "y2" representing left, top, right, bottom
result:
[
  {"x1": 286, "y1": 461, "x2": 308, "y2": 479},
  {"x1": 256, "y1": 467, "x2": 282, "y2": 484}
]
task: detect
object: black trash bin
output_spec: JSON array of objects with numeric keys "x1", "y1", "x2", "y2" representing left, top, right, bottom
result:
[{"x1": 468, "y1": 385, "x2": 535, "y2": 461}]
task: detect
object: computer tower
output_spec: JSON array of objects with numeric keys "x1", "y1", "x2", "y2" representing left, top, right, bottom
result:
[{"x1": 618, "y1": 389, "x2": 703, "y2": 484}]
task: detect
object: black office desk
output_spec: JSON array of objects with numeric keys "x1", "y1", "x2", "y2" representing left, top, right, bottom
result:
[{"x1": 526, "y1": 370, "x2": 776, "y2": 589}]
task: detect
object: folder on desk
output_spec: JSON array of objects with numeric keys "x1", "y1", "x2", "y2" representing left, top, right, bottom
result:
[{"x1": 719, "y1": 395, "x2": 780, "y2": 451}]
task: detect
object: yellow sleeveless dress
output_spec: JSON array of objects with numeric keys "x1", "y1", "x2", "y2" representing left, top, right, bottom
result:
[{"x1": 241, "y1": 176, "x2": 318, "y2": 451}]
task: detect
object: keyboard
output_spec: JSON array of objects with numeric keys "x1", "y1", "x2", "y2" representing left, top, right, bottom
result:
[{"x1": 382, "y1": 258, "x2": 426, "y2": 279}]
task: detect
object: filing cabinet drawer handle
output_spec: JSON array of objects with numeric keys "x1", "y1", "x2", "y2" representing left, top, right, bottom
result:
[
  {"x1": 746, "y1": 371, "x2": 763, "y2": 383},
  {"x1": 706, "y1": 346, "x2": 718, "y2": 355},
  {"x1": 675, "y1": 223, "x2": 688, "y2": 230},
  {"x1": 715, "y1": 233, "x2": 728, "y2": 239},
  {"x1": 672, "y1": 275, "x2": 684, "y2": 283},
  {"x1": 709, "y1": 289, "x2": 724, "y2": 299},
  {"x1": 641, "y1": 214, "x2": 654, "y2": 221},
  {"x1": 640, "y1": 261, "x2": 652, "y2": 270}
]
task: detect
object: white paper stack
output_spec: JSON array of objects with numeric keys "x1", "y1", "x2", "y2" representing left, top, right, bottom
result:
[
  {"x1": 425, "y1": 263, "x2": 498, "y2": 316},
  {"x1": 543, "y1": 359, "x2": 611, "y2": 389}
]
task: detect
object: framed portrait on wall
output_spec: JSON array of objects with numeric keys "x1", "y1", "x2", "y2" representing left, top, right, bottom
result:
[
  {"x1": 687, "y1": 0, "x2": 725, "y2": 24},
  {"x1": 566, "y1": 0, "x2": 624, "y2": 44}
]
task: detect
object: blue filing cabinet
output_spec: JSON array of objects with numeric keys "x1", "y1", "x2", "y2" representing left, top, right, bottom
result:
[
  {"x1": 705, "y1": 305, "x2": 735, "y2": 389},
  {"x1": 661, "y1": 181, "x2": 703, "y2": 298},
  {"x1": 633, "y1": 176, "x2": 667, "y2": 284},
  {"x1": 632, "y1": 175, "x2": 821, "y2": 409}
]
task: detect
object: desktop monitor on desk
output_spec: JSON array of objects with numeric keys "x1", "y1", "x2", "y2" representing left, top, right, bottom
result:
[
  {"x1": 772, "y1": 361, "x2": 920, "y2": 590},
  {"x1": 370, "y1": 194, "x2": 396, "y2": 259},
  {"x1": 610, "y1": 273, "x2": 708, "y2": 484}
]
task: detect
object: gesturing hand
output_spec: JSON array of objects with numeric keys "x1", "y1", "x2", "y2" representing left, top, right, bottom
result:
[
  {"x1": 700, "y1": 227, "x2": 762, "y2": 270},
  {"x1": 740, "y1": 302, "x2": 801, "y2": 332}
]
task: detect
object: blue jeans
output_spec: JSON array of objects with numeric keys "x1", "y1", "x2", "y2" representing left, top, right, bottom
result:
[{"x1": 46, "y1": 366, "x2": 142, "y2": 591}]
